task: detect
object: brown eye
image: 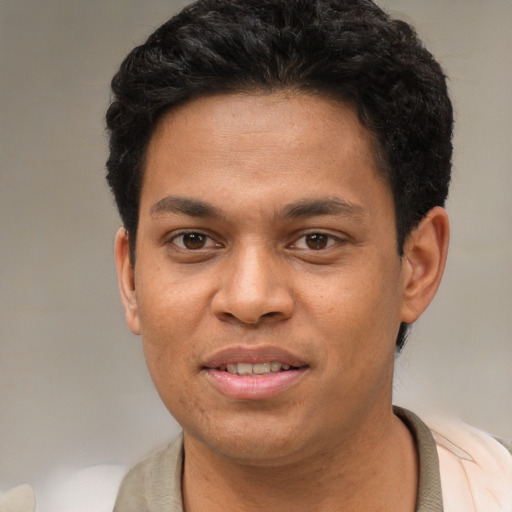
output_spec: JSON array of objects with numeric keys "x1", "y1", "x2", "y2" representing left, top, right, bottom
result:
[
  {"x1": 183, "y1": 233, "x2": 206, "y2": 249},
  {"x1": 174, "y1": 232, "x2": 209, "y2": 250},
  {"x1": 305, "y1": 233, "x2": 329, "y2": 250}
]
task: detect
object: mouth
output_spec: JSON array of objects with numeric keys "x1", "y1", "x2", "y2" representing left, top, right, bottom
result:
[
  {"x1": 218, "y1": 362, "x2": 300, "y2": 376},
  {"x1": 204, "y1": 345, "x2": 307, "y2": 370},
  {"x1": 203, "y1": 347, "x2": 309, "y2": 400}
]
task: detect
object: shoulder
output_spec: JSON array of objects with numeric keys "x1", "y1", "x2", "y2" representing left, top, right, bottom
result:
[
  {"x1": 113, "y1": 434, "x2": 184, "y2": 512},
  {"x1": 425, "y1": 415, "x2": 512, "y2": 512}
]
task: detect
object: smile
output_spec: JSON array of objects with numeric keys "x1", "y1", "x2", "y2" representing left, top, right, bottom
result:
[
  {"x1": 202, "y1": 346, "x2": 309, "y2": 400},
  {"x1": 220, "y1": 362, "x2": 294, "y2": 376}
]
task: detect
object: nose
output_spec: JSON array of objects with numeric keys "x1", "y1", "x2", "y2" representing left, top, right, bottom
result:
[{"x1": 211, "y1": 244, "x2": 294, "y2": 325}]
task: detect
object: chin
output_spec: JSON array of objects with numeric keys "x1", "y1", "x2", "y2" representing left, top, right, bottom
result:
[{"x1": 183, "y1": 415, "x2": 311, "y2": 466}]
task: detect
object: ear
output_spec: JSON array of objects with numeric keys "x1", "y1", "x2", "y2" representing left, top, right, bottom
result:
[
  {"x1": 400, "y1": 206, "x2": 450, "y2": 324},
  {"x1": 114, "y1": 227, "x2": 141, "y2": 335}
]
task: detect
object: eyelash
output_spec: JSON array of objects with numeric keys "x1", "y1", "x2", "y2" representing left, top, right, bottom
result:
[
  {"x1": 169, "y1": 231, "x2": 221, "y2": 250},
  {"x1": 168, "y1": 230, "x2": 343, "y2": 251},
  {"x1": 290, "y1": 232, "x2": 342, "y2": 250}
]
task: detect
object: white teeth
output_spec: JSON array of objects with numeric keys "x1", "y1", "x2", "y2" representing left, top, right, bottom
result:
[
  {"x1": 252, "y1": 362, "x2": 270, "y2": 374},
  {"x1": 237, "y1": 363, "x2": 253, "y2": 376},
  {"x1": 270, "y1": 362, "x2": 282, "y2": 372},
  {"x1": 223, "y1": 361, "x2": 293, "y2": 375}
]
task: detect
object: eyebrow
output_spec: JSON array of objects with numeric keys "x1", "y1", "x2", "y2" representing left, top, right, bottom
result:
[
  {"x1": 149, "y1": 195, "x2": 366, "y2": 221},
  {"x1": 150, "y1": 195, "x2": 222, "y2": 218},
  {"x1": 281, "y1": 197, "x2": 366, "y2": 220}
]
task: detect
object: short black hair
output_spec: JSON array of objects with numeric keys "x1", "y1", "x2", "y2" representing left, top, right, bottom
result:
[{"x1": 106, "y1": 0, "x2": 453, "y2": 350}]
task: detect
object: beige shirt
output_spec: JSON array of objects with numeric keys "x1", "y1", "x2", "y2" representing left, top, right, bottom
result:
[{"x1": 113, "y1": 408, "x2": 512, "y2": 511}]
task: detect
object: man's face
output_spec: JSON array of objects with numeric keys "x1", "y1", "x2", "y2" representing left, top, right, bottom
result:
[{"x1": 119, "y1": 92, "x2": 412, "y2": 464}]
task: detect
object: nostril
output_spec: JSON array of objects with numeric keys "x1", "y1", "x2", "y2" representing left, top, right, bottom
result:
[
  {"x1": 211, "y1": 272, "x2": 294, "y2": 324},
  {"x1": 215, "y1": 309, "x2": 283, "y2": 325}
]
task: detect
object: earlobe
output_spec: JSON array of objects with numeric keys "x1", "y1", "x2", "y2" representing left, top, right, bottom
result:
[
  {"x1": 400, "y1": 206, "x2": 450, "y2": 324},
  {"x1": 114, "y1": 227, "x2": 141, "y2": 335}
]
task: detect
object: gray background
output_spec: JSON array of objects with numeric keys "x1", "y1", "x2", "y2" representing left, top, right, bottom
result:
[{"x1": 1, "y1": 0, "x2": 511, "y2": 492}]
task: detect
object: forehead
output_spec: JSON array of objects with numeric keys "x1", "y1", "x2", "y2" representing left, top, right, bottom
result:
[
  {"x1": 147, "y1": 91, "x2": 375, "y2": 159},
  {"x1": 141, "y1": 91, "x2": 391, "y2": 217}
]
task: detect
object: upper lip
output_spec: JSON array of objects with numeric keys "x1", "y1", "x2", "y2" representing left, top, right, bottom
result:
[{"x1": 203, "y1": 345, "x2": 308, "y2": 369}]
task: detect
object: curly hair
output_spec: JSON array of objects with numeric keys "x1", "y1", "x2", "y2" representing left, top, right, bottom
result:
[{"x1": 106, "y1": 0, "x2": 453, "y2": 350}]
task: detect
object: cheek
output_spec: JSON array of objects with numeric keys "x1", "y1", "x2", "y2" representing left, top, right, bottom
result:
[
  {"x1": 137, "y1": 284, "x2": 203, "y2": 412},
  {"x1": 137, "y1": 263, "x2": 210, "y2": 327},
  {"x1": 135, "y1": 272, "x2": 211, "y2": 373},
  {"x1": 302, "y1": 259, "x2": 402, "y2": 358}
]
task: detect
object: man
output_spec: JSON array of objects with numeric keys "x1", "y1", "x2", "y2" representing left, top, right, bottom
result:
[{"x1": 106, "y1": 0, "x2": 512, "y2": 510}]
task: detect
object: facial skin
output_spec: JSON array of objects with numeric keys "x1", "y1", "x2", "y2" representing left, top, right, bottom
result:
[{"x1": 116, "y1": 91, "x2": 449, "y2": 510}]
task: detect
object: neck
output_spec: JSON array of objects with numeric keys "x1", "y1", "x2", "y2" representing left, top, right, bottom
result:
[{"x1": 182, "y1": 408, "x2": 418, "y2": 512}]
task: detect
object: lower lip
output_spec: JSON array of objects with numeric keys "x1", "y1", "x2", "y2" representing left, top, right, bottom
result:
[{"x1": 204, "y1": 368, "x2": 307, "y2": 401}]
